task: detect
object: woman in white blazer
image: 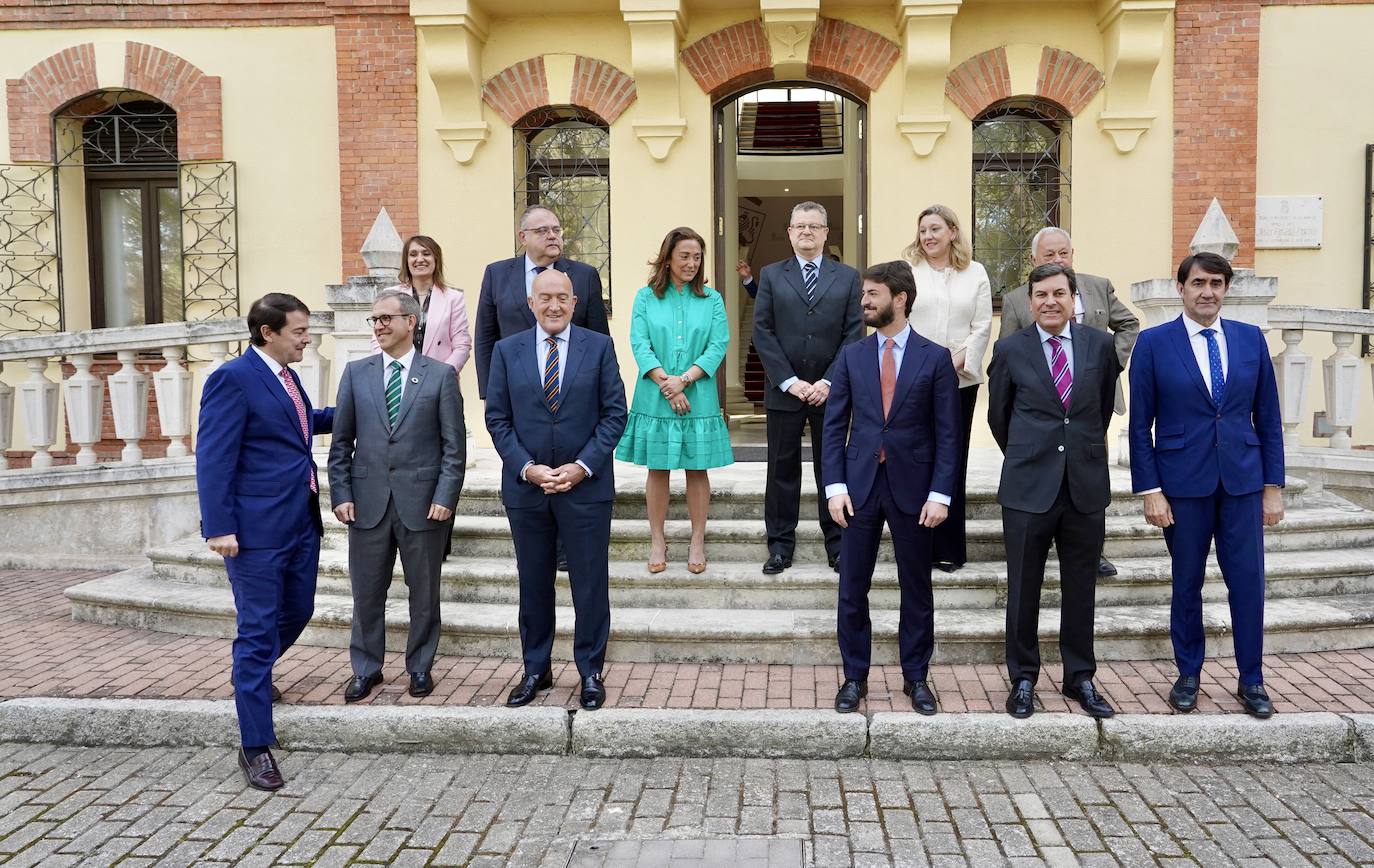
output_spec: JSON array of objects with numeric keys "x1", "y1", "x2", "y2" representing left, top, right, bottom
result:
[
  {"x1": 904, "y1": 204, "x2": 992, "y2": 572},
  {"x1": 374, "y1": 234, "x2": 473, "y2": 376}
]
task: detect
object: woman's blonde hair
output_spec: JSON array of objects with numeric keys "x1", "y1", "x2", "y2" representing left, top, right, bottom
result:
[{"x1": 902, "y1": 204, "x2": 972, "y2": 271}]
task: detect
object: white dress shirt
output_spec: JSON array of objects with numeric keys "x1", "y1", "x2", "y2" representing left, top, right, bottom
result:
[
  {"x1": 380, "y1": 346, "x2": 417, "y2": 396},
  {"x1": 524, "y1": 254, "x2": 553, "y2": 298},
  {"x1": 1074, "y1": 293, "x2": 1085, "y2": 324},
  {"x1": 1035, "y1": 323, "x2": 1074, "y2": 376},
  {"x1": 823, "y1": 325, "x2": 952, "y2": 506},
  {"x1": 251, "y1": 345, "x2": 295, "y2": 397},
  {"x1": 520, "y1": 323, "x2": 592, "y2": 482},
  {"x1": 778, "y1": 253, "x2": 830, "y2": 394},
  {"x1": 908, "y1": 259, "x2": 994, "y2": 386},
  {"x1": 1181, "y1": 313, "x2": 1229, "y2": 394}
]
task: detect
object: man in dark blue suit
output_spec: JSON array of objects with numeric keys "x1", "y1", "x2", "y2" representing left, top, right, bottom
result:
[
  {"x1": 196, "y1": 293, "x2": 333, "y2": 790},
  {"x1": 1129, "y1": 252, "x2": 1285, "y2": 718},
  {"x1": 474, "y1": 204, "x2": 610, "y2": 400},
  {"x1": 485, "y1": 269, "x2": 627, "y2": 711},
  {"x1": 822, "y1": 261, "x2": 961, "y2": 715}
]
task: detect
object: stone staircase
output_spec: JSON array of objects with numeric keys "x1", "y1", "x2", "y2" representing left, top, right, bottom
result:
[{"x1": 67, "y1": 450, "x2": 1374, "y2": 665}]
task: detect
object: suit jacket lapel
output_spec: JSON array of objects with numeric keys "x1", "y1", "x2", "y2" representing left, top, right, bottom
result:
[
  {"x1": 555, "y1": 327, "x2": 587, "y2": 415},
  {"x1": 365, "y1": 355, "x2": 390, "y2": 431},
  {"x1": 248, "y1": 350, "x2": 308, "y2": 448},
  {"x1": 1167, "y1": 317, "x2": 1214, "y2": 405},
  {"x1": 391, "y1": 354, "x2": 430, "y2": 432},
  {"x1": 781, "y1": 259, "x2": 811, "y2": 308},
  {"x1": 888, "y1": 330, "x2": 926, "y2": 416},
  {"x1": 855, "y1": 333, "x2": 881, "y2": 419},
  {"x1": 1025, "y1": 327, "x2": 1060, "y2": 401},
  {"x1": 521, "y1": 329, "x2": 548, "y2": 411},
  {"x1": 510, "y1": 257, "x2": 536, "y2": 329},
  {"x1": 1068, "y1": 322, "x2": 1092, "y2": 407},
  {"x1": 811, "y1": 259, "x2": 839, "y2": 307}
]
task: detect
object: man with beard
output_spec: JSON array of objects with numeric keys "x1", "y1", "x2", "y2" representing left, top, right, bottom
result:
[{"x1": 821, "y1": 261, "x2": 961, "y2": 715}]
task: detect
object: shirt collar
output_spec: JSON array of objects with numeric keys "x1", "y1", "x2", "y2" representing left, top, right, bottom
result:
[
  {"x1": 796, "y1": 253, "x2": 824, "y2": 271},
  {"x1": 526, "y1": 254, "x2": 557, "y2": 275},
  {"x1": 879, "y1": 324, "x2": 912, "y2": 349},
  {"x1": 536, "y1": 322, "x2": 572, "y2": 344},
  {"x1": 251, "y1": 345, "x2": 286, "y2": 379},
  {"x1": 1035, "y1": 323, "x2": 1072, "y2": 344},
  {"x1": 383, "y1": 347, "x2": 417, "y2": 370},
  {"x1": 1181, "y1": 313, "x2": 1224, "y2": 337}
]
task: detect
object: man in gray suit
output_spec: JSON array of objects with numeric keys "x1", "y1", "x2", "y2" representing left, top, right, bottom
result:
[
  {"x1": 999, "y1": 226, "x2": 1139, "y2": 577},
  {"x1": 752, "y1": 201, "x2": 864, "y2": 576},
  {"x1": 328, "y1": 289, "x2": 466, "y2": 702}
]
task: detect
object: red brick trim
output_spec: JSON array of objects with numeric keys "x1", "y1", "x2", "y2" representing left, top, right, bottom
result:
[
  {"x1": 806, "y1": 18, "x2": 899, "y2": 102},
  {"x1": 1036, "y1": 47, "x2": 1103, "y2": 117},
  {"x1": 335, "y1": 10, "x2": 417, "y2": 277},
  {"x1": 6, "y1": 44, "x2": 99, "y2": 163},
  {"x1": 945, "y1": 47, "x2": 1011, "y2": 119},
  {"x1": 124, "y1": 43, "x2": 223, "y2": 161},
  {"x1": 1173, "y1": 1, "x2": 1259, "y2": 266},
  {"x1": 680, "y1": 21, "x2": 773, "y2": 101},
  {"x1": 570, "y1": 56, "x2": 636, "y2": 124},
  {"x1": 482, "y1": 58, "x2": 550, "y2": 126}
]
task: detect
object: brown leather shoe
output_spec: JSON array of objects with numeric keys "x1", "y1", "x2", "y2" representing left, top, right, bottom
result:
[{"x1": 238, "y1": 748, "x2": 284, "y2": 791}]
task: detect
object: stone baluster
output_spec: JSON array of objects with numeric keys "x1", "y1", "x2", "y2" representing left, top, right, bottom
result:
[
  {"x1": 62, "y1": 353, "x2": 105, "y2": 466},
  {"x1": 295, "y1": 328, "x2": 333, "y2": 448},
  {"x1": 203, "y1": 342, "x2": 231, "y2": 378},
  {"x1": 107, "y1": 350, "x2": 149, "y2": 464},
  {"x1": 153, "y1": 347, "x2": 192, "y2": 458},
  {"x1": 18, "y1": 358, "x2": 59, "y2": 469},
  {"x1": 1272, "y1": 329, "x2": 1311, "y2": 452},
  {"x1": 0, "y1": 365, "x2": 13, "y2": 470},
  {"x1": 1320, "y1": 332, "x2": 1360, "y2": 450}
]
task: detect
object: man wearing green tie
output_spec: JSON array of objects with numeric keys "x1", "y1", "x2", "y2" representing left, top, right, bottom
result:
[{"x1": 328, "y1": 290, "x2": 466, "y2": 703}]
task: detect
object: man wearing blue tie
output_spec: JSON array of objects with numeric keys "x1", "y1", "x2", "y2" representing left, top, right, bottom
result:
[{"x1": 1129, "y1": 252, "x2": 1285, "y2": 718}]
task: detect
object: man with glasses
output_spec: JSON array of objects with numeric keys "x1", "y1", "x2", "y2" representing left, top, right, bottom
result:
[{"x1": 752, "y1": 202, "x2": 864, "y2": 576}]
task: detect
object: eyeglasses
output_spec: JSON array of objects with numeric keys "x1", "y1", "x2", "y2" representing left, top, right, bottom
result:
[
  {"x1": 523, "y1": 225, "x2": 563, "y2": 237},
  {"x1": 366, "y1": 314, "x2": 414, "y2": 327},
  {"x1": 789, "y1": 223, "x2": 828, "y2": 232}
]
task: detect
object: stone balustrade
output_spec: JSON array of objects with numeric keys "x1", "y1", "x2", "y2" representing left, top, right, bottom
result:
[
  {"x1": 1268, "y1": 305, "x2": 1374, "y2": 452},
  {"x1": 0, "y1": 314, "x2": 334, "y2": 471}
]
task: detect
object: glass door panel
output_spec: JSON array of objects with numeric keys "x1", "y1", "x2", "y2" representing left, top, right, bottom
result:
[
  {"x1": 98, "y1": 186, "x2": 146, "y2": 328},
  {"x1": 157, "y1": 185, "x2": 183, "y2": 321}
]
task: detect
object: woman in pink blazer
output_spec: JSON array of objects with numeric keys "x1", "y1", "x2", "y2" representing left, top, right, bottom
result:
[{"x1": 373, "y1": 234, "x2": 472, "y2": 375}]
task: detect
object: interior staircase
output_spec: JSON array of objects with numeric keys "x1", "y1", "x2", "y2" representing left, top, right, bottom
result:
[{"x1": 66, "y1": 450, "x2": 1374, "y2": 666}]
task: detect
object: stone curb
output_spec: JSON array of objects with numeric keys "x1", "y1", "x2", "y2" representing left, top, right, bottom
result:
[{"x1": 0, "y1": 698, "x2": 1366, "y2": 762}]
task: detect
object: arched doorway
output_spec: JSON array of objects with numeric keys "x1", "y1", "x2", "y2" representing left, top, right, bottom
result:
[{"x1": 712, "y1": 81, "x2": 867, "y2": 441}]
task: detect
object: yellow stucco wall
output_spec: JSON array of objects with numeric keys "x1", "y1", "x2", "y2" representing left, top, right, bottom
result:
[{"x1": 1256, "y1": 4, "x2": 1374, "y2": 447}]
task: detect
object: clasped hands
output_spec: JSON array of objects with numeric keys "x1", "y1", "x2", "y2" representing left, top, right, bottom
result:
[
  {"x1": 786, "y1": 380, "x2": 830, "y2": 406},
  {"x1": 657, "y1": 371, "x2": 692, "y2": 416},
  {"x1": 826, "y1": 494, "x2": 947, "y2": 529},
  {"x1": 332, "y1": 502, "x2": 453, "y2": 523},
  {"x1": 525, "y1": 462, "x2": 588, "y2": 494}
]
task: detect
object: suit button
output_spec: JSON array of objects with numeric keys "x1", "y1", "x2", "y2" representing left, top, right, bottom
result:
[
  {"x1": 1057, "y1": 445, "x2": 1064, "y2": 452},
  {"x1": 808, "y1": 311, "x2": 814, "y2": 316},
  {"x1": 1064, "y1": 418, "x2": 1070, "y2": 425},
  {"x1": 873, "y1": 452, "x2": 880, "y2": 459},
  {"x1": 882, "y1": 426, "x2": 888, "y2": 432}
]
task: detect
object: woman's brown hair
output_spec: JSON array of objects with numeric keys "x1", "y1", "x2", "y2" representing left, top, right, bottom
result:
[
  {"x1": 901, "y1": 204, "x2": 973, "y2": 271},
  {"x1": 646, "y1": 226, "x2": 709, "y2": 298},
  {"x1": 398, "y1": 235, "x2": 448, "y2": 289}
]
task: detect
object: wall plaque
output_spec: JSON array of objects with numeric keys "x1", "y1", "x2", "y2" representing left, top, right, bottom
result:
[{"x1": 1256, "y1": 195, "x2": 1323, "y2": 248}]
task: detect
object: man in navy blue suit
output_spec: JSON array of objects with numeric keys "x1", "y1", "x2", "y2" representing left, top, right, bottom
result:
[
  {"x1": 485, "y1": 269, "x2": 627, "y2": 711},
  {"x1": 1129, "y1": 252, "x2": 1285, "y2": 718},
  {"x1": 196, "y1": 293, "x2": 333, "y2": 790},
  {"x1": 474, "y1": 204, "x2": 610, "y2": 400},
  {"x1": 822, "y1": 261, "x2": 961, "y2": 715}
]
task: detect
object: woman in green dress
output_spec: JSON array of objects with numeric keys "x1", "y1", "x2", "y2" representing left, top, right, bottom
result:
[{"x1": 616, "y1": 226, "x2": 734, "y2": 574}]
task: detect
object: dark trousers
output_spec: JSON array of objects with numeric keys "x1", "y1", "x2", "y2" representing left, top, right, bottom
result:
[
  {"x1": 932, "y1": 384, "x2": 977, "y2": 567},
  {"x1": 347, "y1": 497, "x2": 446, "y2": 677},
  {"x1": 224, "y1": 494, "x2": 318, "y2": 748},
  {"x1": 1002, "y1": 477, "x2": 1104, "y2": 687},
  {"x1": 507, "y1": 495, "x2": 613, "y2": 677},
  {"x1": 765, "y1": 404, "x2": 841, "y2": 560},
  {"x1": 1164, "y1": 485, "x2": 1266, "y2": 685},
  {"x1": 837, "y1": 464, "x2": 935, "y2": 682}
]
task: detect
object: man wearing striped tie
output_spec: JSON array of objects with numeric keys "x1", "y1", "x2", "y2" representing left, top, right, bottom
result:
[
  {"x1": 328, "y1": 290, "x2": 466, "y2": 704},
  {"x1": 987, "y1": 263, "x2": 1121, "y2": 720}
]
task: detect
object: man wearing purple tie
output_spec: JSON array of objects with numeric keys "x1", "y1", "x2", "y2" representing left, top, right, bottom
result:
[{"x1": 987, "y1": 264, "x2": 1121, "y2": 719}]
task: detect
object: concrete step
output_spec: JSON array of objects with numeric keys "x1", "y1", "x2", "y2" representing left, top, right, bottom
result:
[
  {"x1": 67, "y1": 566, "x2": 1374, "y2": 665},
  {"x1": 148, "y1": 539, "x2": 1374, "y2": 611},
  {"x1": 317, "y1": 502, "x2": 1374, "y2": 562}
]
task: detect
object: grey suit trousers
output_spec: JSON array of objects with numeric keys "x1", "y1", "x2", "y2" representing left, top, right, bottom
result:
[{"x1": 348, "y1": 497, "x2": 446, "y2": 676}]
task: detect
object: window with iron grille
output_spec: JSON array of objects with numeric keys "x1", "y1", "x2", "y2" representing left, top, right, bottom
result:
[
  {"x1": 514, "y1": 108, "x2": 611, "y2": 314},
  {"x1": 971, "y1": 99, "x2": 1072, "y2": 302}
]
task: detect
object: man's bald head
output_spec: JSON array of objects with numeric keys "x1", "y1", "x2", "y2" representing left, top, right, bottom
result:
[{"x1": 529, "y1": 268, "x2": 577, "y2": 335}]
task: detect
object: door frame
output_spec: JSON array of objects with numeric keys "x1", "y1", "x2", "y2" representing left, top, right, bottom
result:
[{"x1": 86, "y1": 170, "x2": 179, "y2": 329}]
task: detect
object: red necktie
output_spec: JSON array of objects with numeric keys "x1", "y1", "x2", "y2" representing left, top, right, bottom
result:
[
  {"x1": 279, "y1": 368, "x2": 317, "y2": 492},
  {"x1": 880, "y1": 337, "x2": 896, "y2": 462}
]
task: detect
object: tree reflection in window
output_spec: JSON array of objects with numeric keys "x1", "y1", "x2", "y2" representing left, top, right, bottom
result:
[
  {"x1": 971, "y1": 99, "x2": 1071, "y2": 302},
  {"x1": 515, "y1": 108, "x2": 611, "y2": 314}
]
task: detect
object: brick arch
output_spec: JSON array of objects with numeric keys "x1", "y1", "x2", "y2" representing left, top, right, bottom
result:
[
  {"x1": 124, "y1": 43, "x2": 223, "y2": 160},
  {"x1": 6, "y1": 44, "x2": 99, "y2": 162},
  {"x1": 1035, "y1": 47, "x2": 1104, "y2": 116},
  {"x1": 946, "y1": 48, "x2": 1012, "y2": 119},
  {"x1": 805, "y1": 18, "x2": 900, "y2": 102},
  {"x1": 569, "y1": 56, "x2": 636, "y2": 124},
  {"x1": 482, "y1": 58, "x2": 550, "y2": 126},
  {"x1": 681, "y1": 21, "x2": 773, "y2": 101},
  {"x1": 947, "y1": 45, "x2": 1104, "y2": 119}
]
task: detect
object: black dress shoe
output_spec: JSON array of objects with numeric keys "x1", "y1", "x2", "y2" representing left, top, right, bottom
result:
[
  {"x1": 271, "y1": 685, "x2": 283, "y2": 703},
  {"x1": 238, "y1": 748, "x2": 284, "y2": 791},
  {"x1": 904, "y1": 679, "x2": 938, "y2": 715},
  {"x1": 934, "y1": 561, "x2": 961, "y2": 574},
  {"x1": 1063, "y1": 679, "x2": 1116, "y2": 718},
  {"x1": 1006, "y1": 679, "x2": 1035, "y2": 718},
  {"x1": 828, "y1": 553, "x2": 840, "y2": 573},
  {"x1": 506, "y1": 670, "x2": 553, "y2": 707},
  {"x1": 1237, "y1": 683, "x2": 1274, "y2": 719},
  {"x1": 343, "y1": 672, "x2": 383, "y2": 703},
  {"x1": 762, "y1": 554, "x2": 792, "y2": 575},
  {"x1": 557, "y1": 557, "x2": 569, "y2": 572},
  {"x1": 834, "y1": 679, "x2": 867, "y2": 713},
  {"x1": 408, "y1": 671, "x2": 435, "y2": 698},
  {"x1": 1097, "y1": 557, "x2": 1118, "y2": 577},
  {"x1": 1168, "y1": 675, "x2": 1200, "y2": 713},
  {"x1": 580, "y1": 674, "x2": 607, "y2": 710}
]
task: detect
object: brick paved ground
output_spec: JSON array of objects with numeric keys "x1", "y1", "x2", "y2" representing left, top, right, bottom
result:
[
  {"x1": 5, "y1": 570, "x2": 1374, "y2": 717},
  {"x1": 5, "y1": 743, "x2": 1374, "y2": 867}
]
